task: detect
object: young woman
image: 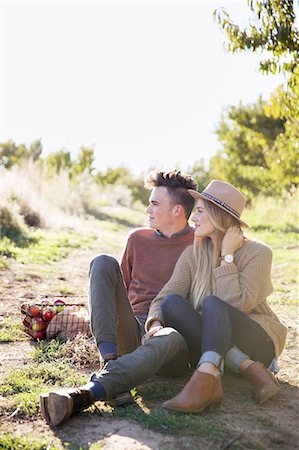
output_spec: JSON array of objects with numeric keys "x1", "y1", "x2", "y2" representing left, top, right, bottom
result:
[
  {"x1": 145, "y1": 179, "x2": 287, "y2": 412},
  {"x1": 40, "y1": 180, "x2": 287, "y2": 426}
]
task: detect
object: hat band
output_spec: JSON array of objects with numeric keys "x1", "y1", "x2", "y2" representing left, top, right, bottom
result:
[{"x1": 202, "y1": 192, "x2": 240, "y2": 218}]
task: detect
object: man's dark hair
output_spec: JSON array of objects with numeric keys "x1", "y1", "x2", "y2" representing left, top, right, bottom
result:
[{"x1": 145, "y1": 169, "x2": 198, "y2": 219}]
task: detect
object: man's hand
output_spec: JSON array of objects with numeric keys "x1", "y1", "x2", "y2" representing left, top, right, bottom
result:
[{"x1": 141, "y1": 321, "x2": 163, "y2": 345}]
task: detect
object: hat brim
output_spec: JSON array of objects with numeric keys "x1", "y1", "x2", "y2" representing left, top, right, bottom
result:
[{"x1": 188, "y1": 189, "x2": 249, "y2": 228}]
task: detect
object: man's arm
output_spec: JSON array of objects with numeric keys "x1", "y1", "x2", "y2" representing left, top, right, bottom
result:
[{"x1": 120, "y1": 235, "x2": 133, "y2": 291}]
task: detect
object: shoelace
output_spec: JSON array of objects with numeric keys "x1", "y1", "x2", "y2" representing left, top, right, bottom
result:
[{"x1": 70, "y1": 389, "x2": 93, "y2": 412}]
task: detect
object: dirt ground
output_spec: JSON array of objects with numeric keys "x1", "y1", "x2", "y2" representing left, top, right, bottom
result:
[{"x1": 0, "y1": 235, "x2": 298, "y2": 450}]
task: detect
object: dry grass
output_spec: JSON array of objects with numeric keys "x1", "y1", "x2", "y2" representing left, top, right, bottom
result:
[
  {"x1": 1, "y1": 160, "x2": 135, "y2": 231},
  {"x1": 59, "y1": 334, "x2": 99, "y2": 366}
]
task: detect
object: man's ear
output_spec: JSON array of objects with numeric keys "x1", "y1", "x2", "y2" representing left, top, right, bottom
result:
[{"x1": 174, "y1": 205, "x2": 184, "y2": 216}]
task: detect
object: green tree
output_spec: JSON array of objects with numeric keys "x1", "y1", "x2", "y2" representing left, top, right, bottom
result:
[
  {"x1": 186, "y1": 159, "x2": 210, "y2": 193},
  {"x1": 263, "y1": 87, "x2": 299, "y2": 191},
  {"x1": 210, "y1": 90, "x2": 299, "y2": 199},
  {"x1": 127, "y1": 174, "x2": 149, "y2": 205},
  {"x1": 29, "y1": 139, "x2": 43, "y2": 161},
  {"x1": 212, "y1": 0, "x2": 298, "y2": 197},
  {"x1": 95, "y1": 165, "x2": 132, "y2": 186},
  {"x1": 45, "y1": 150, "x2": 72, "y2": 174},
  {"x1": 0, "y1": 140, "x2": 18, "y2": 168},
  {"x1": 214, "y1": 0, "x2": 299, "y2": 78},
  {"x1": 71, "y1": 146, "x2": 95, "y2": 177},
  {"x1": 0, "y1": 139, "x2": 42, "y2": 168}
]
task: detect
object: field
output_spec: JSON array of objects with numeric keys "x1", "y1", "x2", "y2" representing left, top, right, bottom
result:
[{"x1": 0, "y1": 188, "x2": 298, "y2": 449}]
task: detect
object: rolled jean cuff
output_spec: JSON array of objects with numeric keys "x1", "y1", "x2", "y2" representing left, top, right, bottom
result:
[
  {"x1": 225, "y1": 346, "x2": 249, "y2": 373},
  {"x1": 197, "y1": 351, "x2": 224, "y2": 375}
]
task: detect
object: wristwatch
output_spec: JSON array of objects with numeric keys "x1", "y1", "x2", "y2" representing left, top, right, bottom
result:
[{"x1": 220, "y1": 254, "x2": 234, "y2": 263}]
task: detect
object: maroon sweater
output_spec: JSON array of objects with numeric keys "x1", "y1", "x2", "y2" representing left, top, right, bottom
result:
[{"x1": 120, "y1": 227, "x2": 194, "y2": 316}]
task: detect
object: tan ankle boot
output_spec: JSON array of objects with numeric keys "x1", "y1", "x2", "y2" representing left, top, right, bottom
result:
[
  {"x1": 162, "y1": 371, "x2": 223, "y2": 413},
  {"x1": 243, "y1": 361, "x2": 280, "y2": 404}
]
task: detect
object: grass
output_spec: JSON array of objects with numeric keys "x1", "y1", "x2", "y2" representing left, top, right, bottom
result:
[
  {"x1": 0, "y1": 192, "x2": 297, "y2": 449},
  {"x1": 242, "y1": 194, "x2": 298, "y2": 306},
  {"x1": 17, "y1": 230, "x2": 95, "y2": 264},
  {"x1": 30, "y1": 338, "x2": 66, "y2": 363},
  {"x1": 0, "y1": 317, "x2": 26, "y2": 342},
  {"x1": 246, "y1": 228, "x2": 298, "y2": 306},
  {"x1": 0, "y1": 229, "x2": 96, "y2": 267},
  {"x1": 55, "y1": 285, "x2": 76, "y2": 295},
  {"x1": 0, "y1": 433, "x2": 104, "y2": 450},
  {"x1": 114, "y1": 402, "x2": 223, "y2": 436},
  {"x1": 134, "y1": 378, "x2": 183, "y2": 401},
  {"x1": 0, "y1": 434, "x2": 58, "y2": 450},
  {"x1": 241, "y1": 194, "x2": 298, "y2": 233},
  {"x1": 0, "y1": 362, "x2": 87, "y2": 417}
]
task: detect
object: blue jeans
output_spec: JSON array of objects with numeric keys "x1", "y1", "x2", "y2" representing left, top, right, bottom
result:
[{"x1": 161, "y1": 294, "x2": 275, "y2": 371}]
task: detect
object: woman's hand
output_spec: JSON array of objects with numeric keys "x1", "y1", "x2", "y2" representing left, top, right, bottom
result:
[
  {"x1": 221, "y1": 226, "x2": 244, "y2": 257},
  {"x1": 141, "y1": 321, "x2": 163, "y2": 345}
]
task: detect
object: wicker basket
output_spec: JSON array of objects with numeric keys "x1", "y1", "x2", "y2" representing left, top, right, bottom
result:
[{"x1": 20, "y1": 296, "x2": 91, "y2": 341}]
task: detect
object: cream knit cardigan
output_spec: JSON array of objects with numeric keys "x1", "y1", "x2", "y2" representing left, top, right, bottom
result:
[{"x1": 146, "y1": 239, "x2": 287, "y2": 358}]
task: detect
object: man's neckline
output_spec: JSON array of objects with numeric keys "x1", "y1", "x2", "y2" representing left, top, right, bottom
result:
[{"x1": 155, "y1": 224, "x2": 192, "y2": 239}]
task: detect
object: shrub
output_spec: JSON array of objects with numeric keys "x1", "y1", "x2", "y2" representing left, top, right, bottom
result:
[
  {"x1": 0, "y1": 205, "x2": 26, "y2": 242},
  {"x1": 19, "y1": 201, "x2": 43, "y2": 228}
]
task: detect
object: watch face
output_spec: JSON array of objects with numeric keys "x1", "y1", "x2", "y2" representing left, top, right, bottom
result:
[{"x1": 224, "y1": 254, "x2": 234, "y2": 263}]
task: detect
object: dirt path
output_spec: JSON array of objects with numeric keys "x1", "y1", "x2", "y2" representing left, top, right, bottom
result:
[
  {"x1": 0, "y1": 236, "x2": 187, "y2": 449},
  {"x1": 0, "y1": 235, "x2": 298, "y2": 449}
]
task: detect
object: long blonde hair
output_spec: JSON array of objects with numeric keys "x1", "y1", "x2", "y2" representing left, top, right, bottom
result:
[{"x1": 190, "y1": 200, "x2": 241, "y2": 310}]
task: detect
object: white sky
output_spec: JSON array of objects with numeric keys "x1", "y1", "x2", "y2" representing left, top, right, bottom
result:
[{"x1": 1, "y1": 0, "x2": 290, "y2": 175}]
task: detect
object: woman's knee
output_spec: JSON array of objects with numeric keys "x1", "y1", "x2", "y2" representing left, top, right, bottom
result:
[
  {"x1": 90, "y1": 254, "x2": 118, "y2": 274},
  {"x1": 161, "y1": 294, "x2": 186, "y2": 320},
  {"x1": 201, "y1": 295, "x2": 225, "y2": 313}
]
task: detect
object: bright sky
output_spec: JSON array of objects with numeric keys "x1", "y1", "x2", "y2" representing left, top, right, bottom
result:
[{"x1": 1, "y1": 0, "x2": 289, "y2": 175}]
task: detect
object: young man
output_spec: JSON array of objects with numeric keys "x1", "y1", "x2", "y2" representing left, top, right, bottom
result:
[
  {"x1": 40, "y1": 170, "x2": 197, "y2": 427},
  {"x1": 89, "y1": 169, "x2": 197, "y2": 365}
]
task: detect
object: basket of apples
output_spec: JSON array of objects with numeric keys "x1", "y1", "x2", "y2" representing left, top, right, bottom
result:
[{"x1": 20, "y1": 298, "x2": 66, "y2": 340}]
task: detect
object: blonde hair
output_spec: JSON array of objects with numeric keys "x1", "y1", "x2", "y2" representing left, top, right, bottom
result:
[{"x1": 190, "y1": 200, "x2": 241, "y2": 310}]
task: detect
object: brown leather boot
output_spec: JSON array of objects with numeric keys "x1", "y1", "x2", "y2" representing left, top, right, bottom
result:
[
  {"x1": 243, "y1": 361, "x2": 280, "y2": 404},
  {"x1": 162, "y1": 371, "x2": 223, "y2": 413},
  {"x1": 40, "y1": 387, "x2": 94, "y2": 427}
]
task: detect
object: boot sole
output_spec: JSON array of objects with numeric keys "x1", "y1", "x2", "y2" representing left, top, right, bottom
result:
[
  {"x1": 162, "y1": 400, "x2": 222, "y2": 413},
  {"x1": 256, "y1": 385, "x2": 280, "y2": 404},
  {"x1": 47, "y1": 392, "x2": 74, "y2": 426},
  {"x1": 40, "y1": 394, "x2": 52, "y2": 425},
  {"x1": 40, "y1": 392, "x2": 73, "y2": 427}
]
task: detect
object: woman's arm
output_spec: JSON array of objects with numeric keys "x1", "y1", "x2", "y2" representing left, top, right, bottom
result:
[
  {"x1": 145, "y1": 246, "x2": 194, "y2": 331},
  {"x1": 214, "y1": 241, "x2": 273, "y2": 313}
]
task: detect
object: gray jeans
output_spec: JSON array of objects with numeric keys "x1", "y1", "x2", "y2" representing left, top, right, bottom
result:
[
  {"x1": 88, "y1": 254, "x2": 145, "y2": 355},
  {"x1": 90, "y1": 327, "x2": 189, "y2": 399}
]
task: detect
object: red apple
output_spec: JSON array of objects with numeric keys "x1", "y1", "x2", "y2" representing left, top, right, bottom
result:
[
  {"x1": 20, "y1": 303, "x2": 30, "y2": 315},
  {"x1": 33, "y1": 329, "x2": 46, "y2": 340},
  {"x1": 31, "y1": 329, "x2": 46, "y2": 340},
  {"x1": 53, "y1": 299, "x2": 66, "y2": 313},
  {"x1": 31, "y1": 316, "x2": 46, "y2": 331},
  {"x1": 42, "y1": 306, "x2": 56, "y2": 322},
  {"x1": 24, "y1": 327, "x2": 34, "y2": 338},
  {"x1": 41, "y1": 299, "x2": 50, "y2": 306},
  {"x1": 28, "y1": 304, "x2": 41, "y2": 317},
  {"x1": 23, "y1": 317, "x2": 32, "y2": 328}
]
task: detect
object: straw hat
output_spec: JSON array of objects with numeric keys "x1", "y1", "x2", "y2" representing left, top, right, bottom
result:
[{"x1": 188, "y1": 180, "x2": 249, "y2": 227}]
